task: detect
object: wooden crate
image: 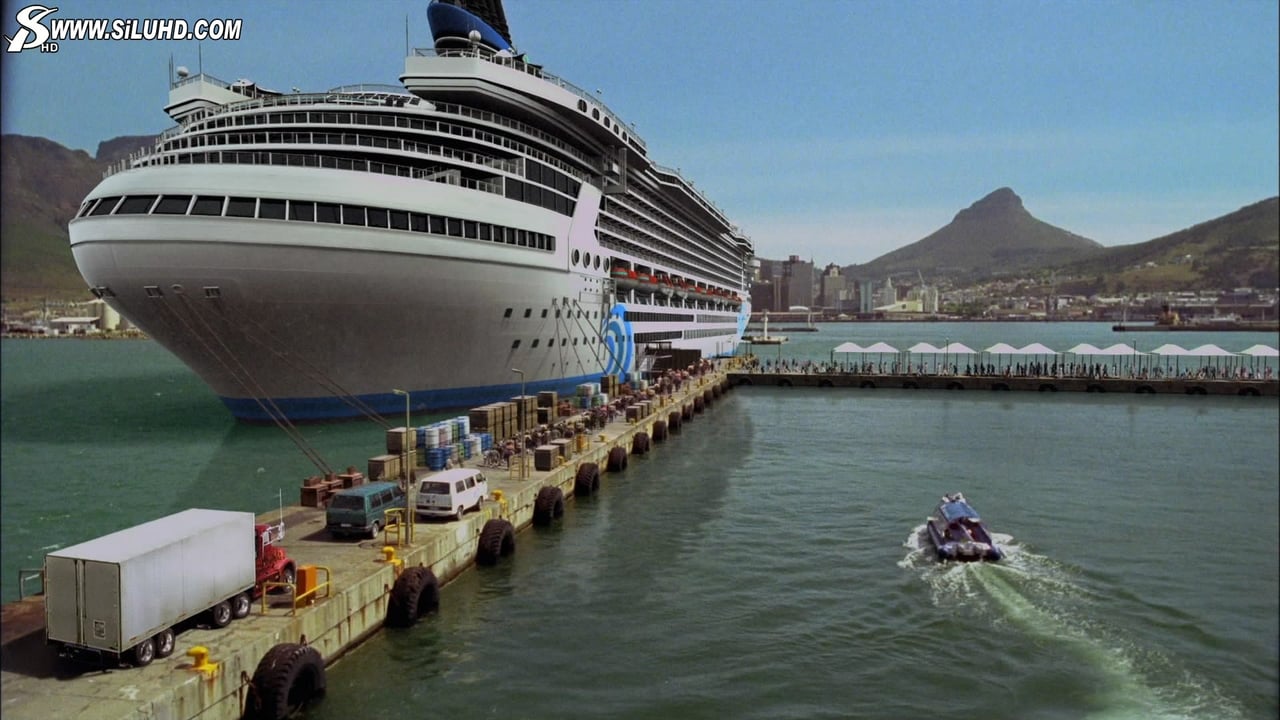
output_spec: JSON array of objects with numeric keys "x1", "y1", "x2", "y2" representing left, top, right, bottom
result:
[
  {"x1": 386, "y1": 427, "x2": 412, "y2": 454},
  {"x1": 534, "y1": 444, "x2": 558, "y2": 471}
]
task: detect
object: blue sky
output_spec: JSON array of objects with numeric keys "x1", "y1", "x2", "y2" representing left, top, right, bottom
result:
[{"x1": 3, "y1": 0, "x2": 1276, "y2": 263}]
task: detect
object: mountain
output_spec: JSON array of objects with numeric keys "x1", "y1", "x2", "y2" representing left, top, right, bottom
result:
[
  {"x1": 1053, "y1": 197, "x2": 1279, "y2": 296},
  {"x1": 847, "y1": 187, "x2": 1104, "y2": 281},
  {"x1": 0, "y1": 133, "x2": 154, "y2": 301}
]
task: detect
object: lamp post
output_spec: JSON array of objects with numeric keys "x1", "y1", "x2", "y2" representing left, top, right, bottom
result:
[
  {"x1": 392, "y1": 388, "x2": 413, "y2": 544},
  {"x1": 510, "y1": 369, "x2": 525, "y2": 479}
]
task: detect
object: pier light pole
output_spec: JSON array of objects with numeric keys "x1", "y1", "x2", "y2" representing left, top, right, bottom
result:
[
  {"x1": 392, "y1": 388, "x2": 413, "y2": 544},
  {"x1": 511, "y1": 369, "x2": 525, "y2": 479}
]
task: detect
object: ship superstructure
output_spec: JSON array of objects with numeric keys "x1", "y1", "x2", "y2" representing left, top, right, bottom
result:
[{"x1": 68, "y1": 1, "x2": 753, "y2": 421}]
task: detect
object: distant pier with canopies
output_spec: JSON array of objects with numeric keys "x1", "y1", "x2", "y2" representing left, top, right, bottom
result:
[{"x1": 728, "y1": 340, "x2": 1279, "y2": 396}]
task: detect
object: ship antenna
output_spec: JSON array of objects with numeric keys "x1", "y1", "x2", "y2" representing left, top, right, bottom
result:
[
  {"x1": 405, "y1": 14, "x2": 409, "y2": 57},
  {"x1": 198, "y1": 42, "x2": 202, "y2": 76}
]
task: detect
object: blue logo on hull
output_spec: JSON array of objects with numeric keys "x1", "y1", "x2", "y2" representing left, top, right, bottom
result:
[{"x1": 602, "y1": 304, "x2": 633, "y2": 377}]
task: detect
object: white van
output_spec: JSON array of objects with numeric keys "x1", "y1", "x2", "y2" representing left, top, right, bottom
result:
[{"x1": 415, "y1": 468, "x2": 489, "y2": 521}]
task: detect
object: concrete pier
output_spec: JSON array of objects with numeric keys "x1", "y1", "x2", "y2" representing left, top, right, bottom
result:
[
  {"x1": 728, "y1": 370, "x2": 1278, "y2": 396},
  {"x1": 0, "y1": 367, "x2": 737, "y2": 720}
]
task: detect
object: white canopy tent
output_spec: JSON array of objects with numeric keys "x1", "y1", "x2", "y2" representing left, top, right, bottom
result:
[
  {"x1": 1238, "y1": 344, "x2": 1279, "y2": 377},
  {"x1": 831, "y1": 342, "x2": 863, "y2": 367}
]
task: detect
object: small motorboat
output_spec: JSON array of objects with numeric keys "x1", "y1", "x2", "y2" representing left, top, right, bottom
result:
[{"x1": 925, "y1": 492, "x2": 1003, "y2": 561}]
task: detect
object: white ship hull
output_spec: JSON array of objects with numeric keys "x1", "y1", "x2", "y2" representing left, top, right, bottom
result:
[
  {"x1": 69, "y1": 4, "x2": 753, "y2": 422},
  {"x1": 71, "y1": 166, "x2": 748, "y2": 421}
]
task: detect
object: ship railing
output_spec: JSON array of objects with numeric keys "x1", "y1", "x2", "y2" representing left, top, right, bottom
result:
[
  {"x1": 120, "y1": 147, "x2": 506, "y2": 195},
  {"x1": 650, "y1": 162, "x2": 731, "y2": 225},
  {"x1": 169, "y1": 71, "x2": 235, "y2": 91},
  {"x1": 120, "y1": 128, "x2": 524, "y2": 178},
  {"x1": 413, "y1": 46, "x2": 647, "y2": 154}
]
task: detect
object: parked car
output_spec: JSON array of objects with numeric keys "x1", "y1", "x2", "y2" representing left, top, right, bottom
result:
[
  {"x1": 326, "y1": 481, "x2": 406, "y2": 538},
  {"x1": 416, "y1": 468, "x2": 489, "y2": 521}
]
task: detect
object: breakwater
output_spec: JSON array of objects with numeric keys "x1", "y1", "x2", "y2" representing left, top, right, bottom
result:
[{"x1": 728, "y1": 370, "x2": 1278, "y2": 396}]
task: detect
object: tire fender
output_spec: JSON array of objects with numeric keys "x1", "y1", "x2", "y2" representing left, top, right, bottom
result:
[
  {"x1": 386, "y1": 566, "x2": 440, "y2": 628},
  {"x1": 477, "y1": 519, "x2": 515, "y2": 566},
  {"x1": 244, "y1": 643, "x2": 326, "y2": 720}
]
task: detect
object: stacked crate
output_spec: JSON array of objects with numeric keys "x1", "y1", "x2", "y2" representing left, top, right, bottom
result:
[
  {"x1": 536, "y1": 391, "x2": 558, "y2": 425},
  {"x1": 511, "y1": 395, "x2": 537, "y2": 435},
  {"x1": 600, "y1": 374, "x2": 619, "y2": 398}
]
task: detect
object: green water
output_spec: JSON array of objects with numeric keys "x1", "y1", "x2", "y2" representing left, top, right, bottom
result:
[{"x1": 2, "y1": 330, "x2": 1276, "y2": 718}]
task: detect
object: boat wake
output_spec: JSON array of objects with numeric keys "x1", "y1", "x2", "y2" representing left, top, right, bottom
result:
[{"x1": 900, "y1": 526, "x2": 1245, "y2": 720}]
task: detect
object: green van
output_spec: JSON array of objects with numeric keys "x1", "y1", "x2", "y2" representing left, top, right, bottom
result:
[{"x1": 325, "y1": 481, "x2": 407, "y2": 538}]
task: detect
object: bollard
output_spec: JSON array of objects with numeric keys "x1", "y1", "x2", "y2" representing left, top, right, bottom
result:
[{"x1": 187, "y1": 646, "x2": 218, "y2": 678}]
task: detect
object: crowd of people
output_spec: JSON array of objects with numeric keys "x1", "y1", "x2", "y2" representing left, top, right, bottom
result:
[{"x1": 743, "y1": 355, "x2": 1275, "y2": 381}]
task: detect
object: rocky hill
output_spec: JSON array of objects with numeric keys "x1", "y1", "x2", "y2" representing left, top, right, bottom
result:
[
  {"x1": 0, "y1": 133, "x2": 153, "y2": 301},
  {"x1": 1053, "y1": 197, "x2": 1279, "y2": 296},
  {"x1": 846, "y1": 187, "x2": 1104, "y2": 282}
]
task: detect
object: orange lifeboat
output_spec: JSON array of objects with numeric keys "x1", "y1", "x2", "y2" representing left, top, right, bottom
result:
[{"x1": 635, "y1": 270, "x2": 654, "y2": 294}]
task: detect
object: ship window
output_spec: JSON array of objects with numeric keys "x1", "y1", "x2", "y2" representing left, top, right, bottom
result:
[
  {"x1": 531, "y1": 339, "x2": 540, "y2": 348},
  {"x1": 517, "y1": 230, "x2": 527, "y2": 247},
  {"x1": 430, "y1": 216, "x2": 445, "y2": 234},
  {"x1": 464, "y1": 220, "x2": 477, "y2": 239},
  {"x1": 504, "y1": 228, "x2": 516, "y2": 245},
  {"x1": 604, "y1": 117, "x2": 611, "y2": 129},
  {"x1": 389, "y1": 211, "x2": 409, "y2": 230},
  {"x1": 511, "y1": 339, "x2": 521, "y2": 349},
  {"x1": 541, "y1": 309, "x2": 548, "y2": 318},
  {"x1": 572, "y1": 250, "x2": 580, "y2": 266},
  {"x1": 594, "y1": 256, "x2": 601, "y2": 270},
  {"x1": 555, "y1": 309, "x2": 561, "y2": 318},
  {"x1": 478, "y1": 224, "x2": 491, "y2": 241},
  {"x1": 315, "y1": 202, "x2": 339, "y2": 223},
  {"x1": 368, "y1": 208, "x2": 389, "y2": 228},
  {"x1": 573, "y1": 338, "x2": 578, "y2": 346},
  {"x1": 290, "y1": 201, "x2": 315, "y2": 221},
  {"x1": 503, "y1": 308, "x2": 512, "y2": 318},
  {"x1": 112, "y1": 195, "x2": 156, "y2": 214},
  {"x1": 592, "y1": 108, "x2": 600, "y2": 120},
  {"x1": 191, "y1": 196, "x2": 224, "y2": 215},
  {"x1": 259, "y1": 199, "x2": 286, "y2": 219},
  {"x1": 561, "y1": 338, "x2": 567, "y2": 346},
  {"x1": 226, "y1": 197, "x2": 256, "y2": 217},
  {"x1": 547, "y1": 337, "x2": 553, "y2": 346},
  {"x1": 577, "y1": 100, "x2": 586, "y2": 112},
  {"x1": 410, "y1": 214, "x2": 427, "y2": 232},
  {"x1": 89, "y1": 196, "x2": 122, "y2": 216},
  {"x1": 447, "y1": 218, "x2": 462, "y2": 236},
  {"x1": 504, "y1": 179, "x2": 524, "y2": 202},
  {"x1": 523, "y1": 308, "x2": 531, "y2": 318},
  {"x1": 525, "y1": 185, "x2": 542, "y2": 207},
  {"x1": 342, "y1": 205, "x2": 365, "y2": 225}
]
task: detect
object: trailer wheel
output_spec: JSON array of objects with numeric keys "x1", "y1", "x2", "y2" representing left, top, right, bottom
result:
[
  {"x1": 386, "y1": 567, "x2": 440, "y2": 628},
  {"x1": 477, "y1": 519, "x2": 515, "y2": 566},
  {"x1": 244, "y1": 643, "x2": 326, "y2": 720},
  {"x1": 232, "y1": 591, "x2": 252, "y2": 619},
  {"x1": 154, "y1": 627, "x2": 175, "y2": 659},
  {"x1": 210, "y1": 600, "x2": 233, "y2": 628},
  {"x1": 130, "y1": 637, "x2": 155, "y2": 667},
  {"x1": 533, "y1": 486, "x2": 565, "y2": 526}
]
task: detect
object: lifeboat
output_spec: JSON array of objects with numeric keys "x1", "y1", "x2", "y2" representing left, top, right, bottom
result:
[
  {"x1": 656, "y1": 274, "x2": 674, "y2": 297},
  {"x1": 673, "y1": 278, "x2": 689, "y2": 300},
  {"x1": 635, "y1": 270, "x2": 654, "y2": 294},
  {"x1": 611, "y1": 266, "x2": 638, "y2": 293}
]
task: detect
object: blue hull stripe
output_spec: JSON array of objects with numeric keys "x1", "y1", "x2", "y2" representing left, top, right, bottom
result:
[{"x1": 220, "y1": 372, "x2": 607, "y2": 422}]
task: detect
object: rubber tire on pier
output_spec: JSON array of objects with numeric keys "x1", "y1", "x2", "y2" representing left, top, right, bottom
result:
[
  {"x1": 819, "y1": 379, "x2": 834, "y2": 388},
  {"x1": 477, "y1": 519, "x2": 515, "y2": 566},
  {"x1": 606, "y1": 445, "x2": 629, "y2": 472},
  {"x1": 386, "y1": 566, "x2": 440, "y2": 628},
  {"x1": 703, "y1": 390, "x2": 713, "y2": 407},
  {"x1": 1038, "y1": 384, "x2": 1057, "y2": 392},
  {"x1": 632, "y1": 432, "x2": 651, "y2": 455},
  {"x1": 575, "y1": 462, "x2": 601, "y2": 495},
  {"x1": 667, "y1": 411, "x2": 682, "y2": 433},
  {"x1": 652, "y1": 420, "x2": 668, "y2": 443},
  {"x1": 860, "y1": 381, "x2": 876, "y2": 389},
  {"x1": 533, "y1": 486, "x2": 565, "y2": 525},
  {"x1": 694, "y1": 395, "x2": 706, "y2": 412},
  {"x1": 681, "y1": 404, "x2": 693, "y2": 420},
  {"x1": 947, "y1": 382, "x2": 964, "y2": 390},
  {"x1": 244, "y1": 643, "x2": 327, "y2": 720}
]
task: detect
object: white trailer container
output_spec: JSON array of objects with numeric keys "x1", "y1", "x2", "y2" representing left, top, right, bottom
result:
[{"x1": 44, "y1": 508, "x2": 255, "y2": 665}]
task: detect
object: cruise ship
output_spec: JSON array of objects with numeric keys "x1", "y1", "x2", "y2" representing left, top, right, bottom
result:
[{"x1": 68, "y1": 0, "x2": 754, "y2": 422}]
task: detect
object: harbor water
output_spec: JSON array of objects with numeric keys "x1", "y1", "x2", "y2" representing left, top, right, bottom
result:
[{"x1": 2, "y1": 324, "x2": 1277, "y2": 718}]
